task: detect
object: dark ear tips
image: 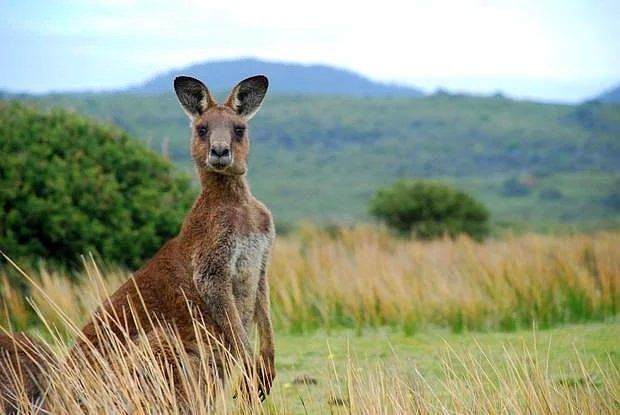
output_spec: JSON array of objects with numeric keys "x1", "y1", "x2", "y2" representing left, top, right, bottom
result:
[
  {"x1": 173, "y1": 76, "x2": 205, "y2": 96},
  {"x1": 227, "y1": 75, "x2": 269, "y2": 119},
  {"x1": 240, "y1": 75, "x2": 269, "y2": 96},
  {"x1": 247, "y1": 75, "x2": 269, "y2": 90},
  {"x1": 173, "y1": 76, "x2": 187, "y2": 91},
  {"x1": 173, "y1": 76, "x2": 212, "y2": 117},
  {"x1": 173, "y1": 75, "x2": 198, "y2": 88}
]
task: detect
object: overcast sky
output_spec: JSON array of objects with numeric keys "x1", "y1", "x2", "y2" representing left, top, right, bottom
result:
[{"x1": 1, "y1": 0, "x2": 619, "y2": 102}]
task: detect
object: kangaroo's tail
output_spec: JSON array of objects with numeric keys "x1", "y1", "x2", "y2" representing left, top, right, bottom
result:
[{"x1": 0, "y1": 332, "x2": 54, "y2": 414}]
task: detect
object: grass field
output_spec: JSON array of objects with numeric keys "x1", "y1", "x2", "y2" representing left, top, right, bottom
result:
[
  {"x1": 272, "y1": 323, "x2": 619, "y2": 413},
  {"x1": 269, "y1": 227, "x2": 618, "y2": 334},
  {"x1": 23, "y1": 93, "x2": 620, "y2": 227},
  {"x1": 3, "y1": 227, "x2": 618, "y2": 335},
  {"x1": 1, "y1": 229, "x2": 618, "y2": 413}
]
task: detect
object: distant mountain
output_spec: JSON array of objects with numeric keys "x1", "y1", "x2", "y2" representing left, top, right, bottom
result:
[
  {"x1": 130, "y1": 58, "x2": 424, "y2": 97},
  {"x1": 596, "y1": 84, "x2": 620, "y2": 103}
]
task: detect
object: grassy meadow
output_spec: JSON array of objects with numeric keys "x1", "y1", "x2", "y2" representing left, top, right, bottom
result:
[
  {"x1": 25, "y1": 93, "x2": 620, "y2": 227},
  {"x1": 1, "y1": 227, "x2": 618, "y2": 413}
]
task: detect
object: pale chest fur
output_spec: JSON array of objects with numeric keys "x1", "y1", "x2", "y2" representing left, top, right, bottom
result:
[{"x1": 229, "y1": 232, "x2": 272, "y2": 330}]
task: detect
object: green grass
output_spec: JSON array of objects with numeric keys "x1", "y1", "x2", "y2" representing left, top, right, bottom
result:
[
  {"x1": 453, "y1": 171, "x2": 619, "y2": 229},
  {"x1": 271, "y1": 321, "x2": 619, "y2": 413},
  {"x1": 12, "y1": 93, "x2": 620, "y2": 228}
]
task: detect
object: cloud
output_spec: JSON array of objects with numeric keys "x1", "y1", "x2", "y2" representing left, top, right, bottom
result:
[{"x1": 1, "y1": 0, "x2": 619, "y2": 100}]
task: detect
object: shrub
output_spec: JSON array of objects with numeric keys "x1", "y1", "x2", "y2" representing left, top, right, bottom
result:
[
  {"x1": 369, "y1": 179, "x2": 489, "y2": 239},
  {"x1": 0, "y1": 102, "x2": 195, "y2": 269}
]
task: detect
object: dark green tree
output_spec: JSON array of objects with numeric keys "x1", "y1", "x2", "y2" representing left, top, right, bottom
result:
[
  {"x1": 369, "y1": 179, "x2": 490, "y2": 240},
  {"x1": 0, "y1": 102, "x2": 195, "y2": 269}
]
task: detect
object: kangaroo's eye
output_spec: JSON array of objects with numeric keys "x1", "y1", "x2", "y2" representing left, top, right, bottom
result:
[
  {"x1": 197, "y1": 125, "x2": 208, "y2": 139},
  {"x1": 233, "y1": 126, "x2": 245, "y2": 140}
]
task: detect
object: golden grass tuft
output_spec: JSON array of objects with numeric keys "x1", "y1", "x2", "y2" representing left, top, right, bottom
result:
[
  {"x1": 2, "y1": 296, "x2": 618, "y2": 414},
  {"x1": 1, "y1": 228, "x2": 618, "y2": 334},
  {"x1": 269, "y1": 226, "x2": 619, "y2": 333},
  {"x1": 0, "y1": 229, "x2": 618, "y2": 414}
]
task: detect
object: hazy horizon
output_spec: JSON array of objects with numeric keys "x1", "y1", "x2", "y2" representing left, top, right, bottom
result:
[{"x1": 1, "y1": 0, "x2": 619, "y2": 102}]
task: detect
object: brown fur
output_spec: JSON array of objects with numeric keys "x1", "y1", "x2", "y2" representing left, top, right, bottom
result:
[
  {"x1": 0, "y1": 333, "x2": 53, "y2": 414},
  {"x1": 0, "y1": 75, "x2": 276, "y2": 409},
  {"x1": 78, "y1": 75, "x2": 276, "y2": 400}
]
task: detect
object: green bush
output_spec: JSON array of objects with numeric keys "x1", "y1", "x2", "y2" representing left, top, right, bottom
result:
[
  {"x1": 369, "y1": 179, "x2": 490, "y2": 240},
  {"x1": 0, "y1": 102, "x2": 195, "y2": 268}
]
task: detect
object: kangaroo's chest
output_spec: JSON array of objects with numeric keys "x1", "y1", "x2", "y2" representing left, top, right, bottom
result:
[
  {"x1": 230, "y1": 232, "x2": 270, "y2": 276},
  {"x1": 229, "y1": 232, "x2": 271, "y2": 327}
]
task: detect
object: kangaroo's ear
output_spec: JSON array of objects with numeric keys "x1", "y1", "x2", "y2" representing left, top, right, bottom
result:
[
  {"x1": 225, "y1": 75, "x2": 269, "y2": 120},
  {"x1": 174, "y1": 76, "x2": 216, "y2": 118}
]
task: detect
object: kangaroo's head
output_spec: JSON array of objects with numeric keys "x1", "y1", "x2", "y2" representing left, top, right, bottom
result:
[{"x1": 174, "y1": 75, "x2": 268, "y2": 176}]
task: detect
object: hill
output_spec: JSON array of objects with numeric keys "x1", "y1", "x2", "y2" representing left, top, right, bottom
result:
[
  {"x1": 11, "y1": 92, "x2": 620, "y2": 229},
  {"x1": 596, "y1": 84, "x2": 620, "y2": 103},
  {"x1": 130, "y1": 58, "x2": 424, "y2": 97}
]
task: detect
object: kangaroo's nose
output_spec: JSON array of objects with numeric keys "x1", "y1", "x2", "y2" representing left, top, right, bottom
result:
[
  {"x1": 208, "y1": 143, "x2": 232, "y2": 169},
  {"x1": 210, "y1": 144, "x2": 230, "y2": 158}
]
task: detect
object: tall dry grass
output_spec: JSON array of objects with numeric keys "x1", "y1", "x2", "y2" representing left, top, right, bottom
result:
[
  {"x1": 2, "y1": 287, "x2": 618, "y2": 414},
  {"x1": 336, "y1": 343, "x2": 619, "y2": 414},
  {"x1": 269, "y1": 226, "x2": 619, "y2": 333},
  {"x1": 1, "y1": 228, "x2": 618, "y2": 334},
  {"x1": 0, "y1": 231, "x2": 618, "y2": 413}
]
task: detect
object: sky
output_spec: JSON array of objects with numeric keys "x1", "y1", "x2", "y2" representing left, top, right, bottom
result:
[{"x1": 1, "y1": 0, "x2": 619, "y2": 102}]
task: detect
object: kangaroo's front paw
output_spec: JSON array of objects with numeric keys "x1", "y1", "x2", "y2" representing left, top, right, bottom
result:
[{"x1": 256, "y1": 351, "x2": 275, "y2": 401}]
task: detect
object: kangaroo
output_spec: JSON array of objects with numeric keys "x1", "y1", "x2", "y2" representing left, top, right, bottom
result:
[
  {"x1": 80, "y1": 74, "x2": 276, "y2": 397},
  {"x1": 0, "y1": 75, "x2": 276, "y2": 409}
]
